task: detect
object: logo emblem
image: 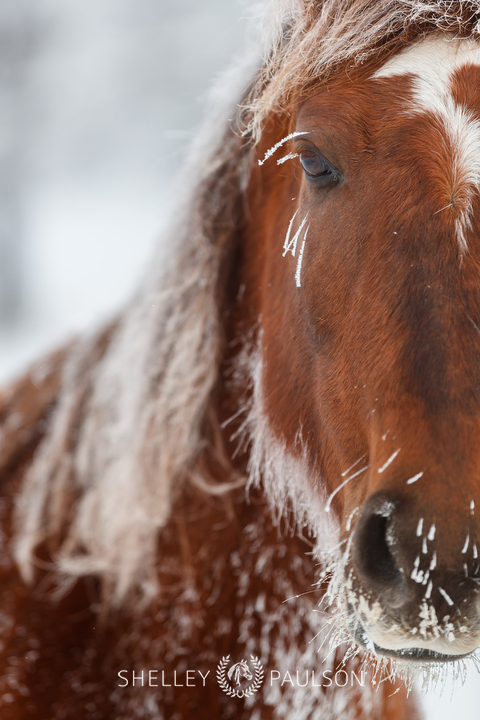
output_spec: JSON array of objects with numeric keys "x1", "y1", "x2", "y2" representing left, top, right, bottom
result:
[{"x1": 216, "y1": 655, "x2": 264, "y2": 698}]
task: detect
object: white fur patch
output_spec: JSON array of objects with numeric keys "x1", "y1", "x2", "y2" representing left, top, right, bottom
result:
[
  {"x1": 245, "y1": 346, "x2": 338, "y2": 542},
  {"x1": 374, "y1": 37, "x2": 480, "y2": 253}
]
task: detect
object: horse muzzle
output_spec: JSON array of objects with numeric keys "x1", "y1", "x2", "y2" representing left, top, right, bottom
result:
[{"x1": 344, "y1": 491, "x2": 480, "y2": 663}]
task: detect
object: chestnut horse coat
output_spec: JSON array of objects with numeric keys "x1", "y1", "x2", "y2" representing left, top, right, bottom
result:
[
  {"x1": 4, "y1": 1, "x2": 480, "y2": 718},
  {"x1": 0, "y1": 346, "x2": 414, "y2": 718}
]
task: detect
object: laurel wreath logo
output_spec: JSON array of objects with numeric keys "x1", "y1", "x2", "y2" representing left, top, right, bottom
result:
[{"x1": 216, "y1": 655, "x2": 264, "y2": 698}]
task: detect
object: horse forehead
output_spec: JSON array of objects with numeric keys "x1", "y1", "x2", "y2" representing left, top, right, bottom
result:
[
  {"x1": 373, "y1": 35, "x2": 480, "y2": 114},
  {"x1": 369, "y1": 36, "x2": 480, "y2": 253}
]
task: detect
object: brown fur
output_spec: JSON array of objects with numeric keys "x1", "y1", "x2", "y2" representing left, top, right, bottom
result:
[{"x1": 6, "y1": 4, "x2": 480, "y2": 718}]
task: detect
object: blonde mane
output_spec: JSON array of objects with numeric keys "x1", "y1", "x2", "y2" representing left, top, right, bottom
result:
[
  {"x1": 14, "y1": 0, "x2": 480, "y2": 606},
  {"x1": 248, "y1": 0, "x2": 480, "y2": 139}
]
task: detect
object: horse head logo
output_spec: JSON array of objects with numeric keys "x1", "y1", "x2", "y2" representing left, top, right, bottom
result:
[
  {"x1": 227, "y1": 659, "x2": 252, "y2": 686},
  {"x1": 217, "y1": 654, "x2": 264, "y2": 698}
]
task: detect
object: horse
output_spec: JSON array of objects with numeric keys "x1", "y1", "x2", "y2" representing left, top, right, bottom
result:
[
  {"x1": 2, "y1": 0, "x2": 480, "y2": 717},
  {"x1": 227, "y1": 660, "x2": 252, "y2": 687}
]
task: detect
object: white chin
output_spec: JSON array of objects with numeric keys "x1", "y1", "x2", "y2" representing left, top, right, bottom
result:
[{"x1": 364, "y1": 625, "x2": 479, "y2": 660}]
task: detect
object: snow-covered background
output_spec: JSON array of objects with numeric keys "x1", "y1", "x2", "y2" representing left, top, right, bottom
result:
[
  {"x1": 0, "y1": 0, "x2": 250, "y2": 380},
  {"x1": 0, "y1": 1, "x2": 477, "y2": 717}
]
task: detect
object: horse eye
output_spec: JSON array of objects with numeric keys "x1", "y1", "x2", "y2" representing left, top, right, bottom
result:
[{"x1": 299, "y1": 151, "x2": 338, "y2": 184}]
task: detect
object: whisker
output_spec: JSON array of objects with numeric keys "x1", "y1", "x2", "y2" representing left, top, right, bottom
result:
[
  {"x1": 406, "y1": 472, "x2": 423, "y2": 485},
  {"x1": 282, "y1": 588, "x2": 320, "y2": 603},
  {"x1": 325, "y1": 465, "x2": 369, "y2": 512},
  {"x1": 342, "y1": 455, "x2": 366, "y2": 477},
  {"x1": 258, "y1": 131, "x2": 308, "y2": 166},
  {"x1": 283, "y1": 209, "x2": 299, "y2": 253},
  {"x1": 378, "y1": 448, "x2": 401, "y2": 473},
  {"x1": 433, "y1": 202, "x2": 454, "y2": 215},
  {"x1": 283, "y1": 213, "x2": 308, "y2": 257},
  {"x1": 295, "y1": 225, "x2": 309, "y2": 286},
  {"x1": 277, "y1": 152, "x2": 299, "y2": 165}
]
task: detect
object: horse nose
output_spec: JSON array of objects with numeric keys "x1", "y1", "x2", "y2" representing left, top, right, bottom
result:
[
  {"x1": 352, "y1": 493, "x2": 409, "y2": 609},
  {"x1": 352, "y1": 491, "x2": 480, "y2": 617},
  {"x1": 346, "y1": 491, "x2": 480, "y2": 662},
  {"x1": 349, "y1": 490, "x2": 480, "y2": 659}
]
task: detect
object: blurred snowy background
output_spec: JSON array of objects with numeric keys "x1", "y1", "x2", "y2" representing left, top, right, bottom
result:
[
  {"x1": 0, "y1": 1, "x2": 478, "y2": 717},
  {"x1": 0, "y1": 0, "x2": 249, "y2": 380}
]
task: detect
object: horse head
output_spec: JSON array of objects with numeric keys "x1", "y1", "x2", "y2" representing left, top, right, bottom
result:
[
  {"x1": 12, "y1": 7, "x2": 480, "y2": 717},
  {"x1": 249, "y1": 34, "x2": 480, "y2": 664},
  {"x1": 228, "y1": 660, "x2": 252, "y2": 686}
]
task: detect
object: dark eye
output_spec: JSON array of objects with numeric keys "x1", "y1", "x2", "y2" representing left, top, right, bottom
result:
[{"x1": 299, "y1": 150, "x2": 340, "y2": 185}]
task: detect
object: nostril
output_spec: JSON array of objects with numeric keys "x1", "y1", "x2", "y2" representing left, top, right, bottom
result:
[
  {"x1": 355, "y1": 513, "x2": 399, "y2": 583},
  {"x1": 353, "y1": 496, "x2": 407, "y2": 607}
]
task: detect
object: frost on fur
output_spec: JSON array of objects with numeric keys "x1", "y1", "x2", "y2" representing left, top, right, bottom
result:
[
  {"x1": 13, "y1": 58, "x2": 256, "y2": 607},
  {"x1": 244, "y1": 0, "x2": 480, "y2": 141}
]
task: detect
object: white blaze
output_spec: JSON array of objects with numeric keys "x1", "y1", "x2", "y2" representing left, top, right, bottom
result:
[{"x1": 374, "y1": 36, "x2": 480, "y2": 253}]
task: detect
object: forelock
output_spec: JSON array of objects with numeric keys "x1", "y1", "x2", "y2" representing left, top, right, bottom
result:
[{"x1": 246, "y1": 0, "x2": 480, "y2": 141}]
